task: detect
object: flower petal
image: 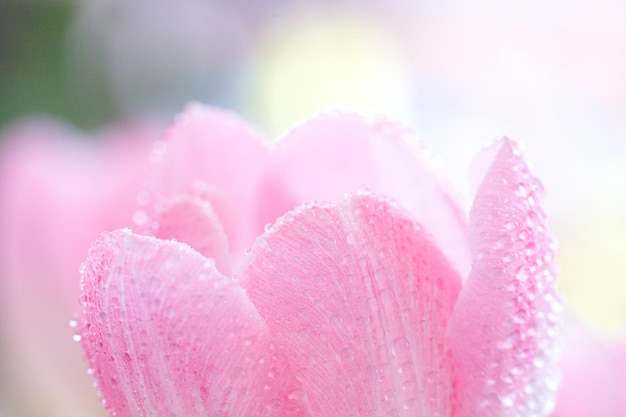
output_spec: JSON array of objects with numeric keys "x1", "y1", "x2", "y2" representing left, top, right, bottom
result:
[
  {"x1": 241, "y1": 193, "x2": 462, "y2": 417},
  {"x1": 153, "y1": 193, "x2": 232, "y2": 275},
  {"x1": 552, "y1": 317, "x2": 626, "y2": 417},
  {"x1": 272, "y1": 111, "x2": 471, "y2": 278},
  {"x1": 148, "y1": 103, "x2": 271, "y2": 261},
  {"x1": 447, "y1": 138, "x2": 562, "y2": 417},
  {"x1": 0, "y1": 119, "x2": 155, "y2": 417},
  {"x1": 79, "y1": 230, "x2": 309, "y2": 417}
]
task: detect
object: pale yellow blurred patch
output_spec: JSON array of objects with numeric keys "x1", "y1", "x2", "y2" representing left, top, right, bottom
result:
[
  {"x1": 557, "y1": 194, "x2": 626, "y2": 337},
  {"x1": 245, "y1": 7, "x2": 415, "y2": 138},
  {"x1": 242, "y1": 5, "x2": 626, "y2": 338}
]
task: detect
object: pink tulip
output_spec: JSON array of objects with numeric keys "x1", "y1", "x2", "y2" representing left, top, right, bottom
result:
[
  {"x1": 0, "y1": 119, "x2": 158, "y2": 417},
  {"x1": 76, "y1": 104, "x2": 563, "y2": 417}
]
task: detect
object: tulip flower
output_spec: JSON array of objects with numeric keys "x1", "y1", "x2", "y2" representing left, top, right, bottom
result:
[
  {"x1": 0, "y1": 119, "x2": 158, "y2": 417},
  {"x1": 77, "y1": 104, "x2": 563, "y2": 417}
]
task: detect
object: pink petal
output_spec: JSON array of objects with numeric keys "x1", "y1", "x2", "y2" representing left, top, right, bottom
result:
[
  {"x1": 447, "y1": 138, "x2": 563, "y2": 416},
  {"x1": 0, "y1": 119, "x2": 155, "y2": 417},
  {"x1": 552, "y1": 317, "x2": 626, "y2": 417},
  {"x1": 79, "y1": 230, "x2": 309, "y2": 417},
  {"x1": 152, "y1": 193, "x2": 232, "y2": 275},
  {"x1": 272, "y1": 111, "x2": 471, "y2": 278},
  {"x1": 148, "y1": 103, "x2": 271, "y2": 262},
  {"x1": 241, "y1": 193, "x2": 462, "y2": 417}
]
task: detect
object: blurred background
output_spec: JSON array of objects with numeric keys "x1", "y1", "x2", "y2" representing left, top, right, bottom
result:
[{"x1": 1, "y1": 0, "x2": 625, "y2": 415}]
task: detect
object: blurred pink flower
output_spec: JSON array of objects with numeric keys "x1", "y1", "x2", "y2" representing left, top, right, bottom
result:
[
  {"x1": 0, "y1": 119, "x2": 159, "y2": 417},
  {"x1": 552, "y1": 318, "x2": 626, "y2": 417},
  {"x1": 77, "y1": 104, "x2": 563, "y2": 416}
]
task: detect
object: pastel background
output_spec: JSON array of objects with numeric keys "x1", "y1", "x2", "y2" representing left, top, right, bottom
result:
[{"x1": 1, "y1": 0, "x2": 625, "y2": 416}]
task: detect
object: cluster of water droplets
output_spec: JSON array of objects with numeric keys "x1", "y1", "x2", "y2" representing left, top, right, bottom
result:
[
  {"x1": 76, "y1": 228, "x2": 318, "y2": 417},
  {"x1": 264, "y1": 193, "x2": 457, "y2": 417},
  {"x1": 473, "y1": 140, "x2": 563, "y2": 417},
  {"x1": 358, "y1": 194, "x2": 459, "y2": 417}
]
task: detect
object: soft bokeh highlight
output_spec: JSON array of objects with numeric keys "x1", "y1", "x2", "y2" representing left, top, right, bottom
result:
[{"x1": 0, "y1": 119, "x2": 160, "y2": 416}]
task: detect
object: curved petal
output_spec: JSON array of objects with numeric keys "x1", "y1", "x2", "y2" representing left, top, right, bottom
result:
[
  {"x1": 152, "y1": 193, "x2": 232, "y2": 275},
  {"x1": 241, "y1": 193, "x2": 462, "y2": 417},
  {"x1": 447, "y1": 138, "x2": 563, "y2": 417},
  {"x1": 552, "y1": 317, "x2": 626, "y2": 417},
  {"x1": 148, "y1": 103, "x2": 272, "y2": 262},
  {"x1": 271, "y1": 111, "x2": 471, "y2": 278},
  {"x1": 79, "y1": 230, "x2": 309, "y2": 417}
]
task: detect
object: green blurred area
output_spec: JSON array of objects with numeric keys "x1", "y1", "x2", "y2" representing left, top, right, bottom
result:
[{"x1": 0, "y1": 1, "x2": 115, "y2": 131}]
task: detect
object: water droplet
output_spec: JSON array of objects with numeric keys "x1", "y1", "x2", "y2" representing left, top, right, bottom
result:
[
  {"x1": 230, "y1": 366, "x2": 247, "y2": 380},
  {"x1": 391, "y1": 336, "x2": 410, "y2": 357},
  {"x1": 136, "y1": 190, "x2": 152, "y2": 207},
  {"x1": 401, "y1": 379, "x2": 416, "y2": 393},
  {"x1": 213, "y1": 278, "x2": 228, "y2": 290},
  {"x1": 498, "y1": 331, "x2": 521, "y2": 350},
  {"x1": 514, "y1": 309, "x2": 530, "y2": 324},
  {"x1": 321, "y1": 313, "x2": 341, "y2": 330},
  {"x1": 287, "y1": 389, "x2": 305, "y2": 401},
  {"x1": 379, "y1": 288, "x2": 395, "y2": 304},
  {"x1": 524, "y1": 242, "x2": 538, "y2": 256},
  {"x1": 504, "y1": 221, "x2": 516, "y2": 231},
  {"x1": 149, "y1": 140, "x2": 167, "y2": 164},
  {"x1": 198, "y1": 269, "x2": 213, "y2": 281},
  {"x1": 383, "y1": 389, "x2": 396, "y2": 403},
  {"x1": 294, "y1": 368, "x2": 308, "y2": 382},
  {"x1": 533, "y1": 357, "x2": 545, "y2": 368},
  {"x1": 72, "y1": 334, "x2": 82, "y2": 342},
  {"x1": 518, "y1": 183, "x2": 530, "y2": 198},
  {"x1": 314, "y1": 274, "x2": 329, "y2": 284},
  {"x1": 133, "y1": 210, "x2": 149, "y2": 227},
  {"x1": 501, "y1": 393, "x2": 515, "y2": 407},
  {"x1": 69, "y1": 319, "x2": 78, "y2": 328},
  {"x1": 399, "y1": 361, "x2": 414, "y2": 378},
  {"x1": 340, "y1": 347, "x2": 355, "y2": 362},
  {"x1": 551, "y1": 299, "x2": 564, "y2": 313},
  {"x1": 517, "y1": 272, "x2": 531, "y2": 286},
  {"x1": 403, "y1": 397, "x2": 418, "y2": 410},
  {"x1": 266, "y1": 398, "x2": 283, "y2": 411}
]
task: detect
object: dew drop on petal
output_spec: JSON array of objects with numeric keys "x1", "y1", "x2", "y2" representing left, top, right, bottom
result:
[{"x1": 340, "y1": 347, "x2": 355, "y2": 362}]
